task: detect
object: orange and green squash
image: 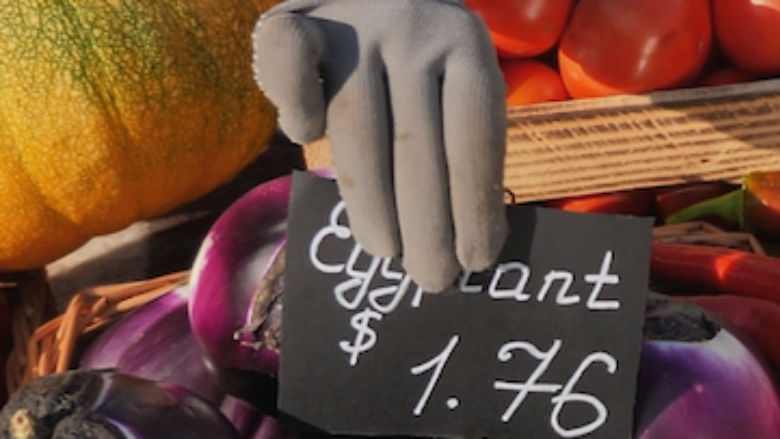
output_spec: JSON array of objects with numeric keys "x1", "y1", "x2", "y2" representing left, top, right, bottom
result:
[{"x1": 0, "y1": 0, "x2": 283, "y2": 270}]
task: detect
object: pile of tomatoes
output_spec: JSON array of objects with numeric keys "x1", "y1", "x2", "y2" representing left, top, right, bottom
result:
[{"x1": 464, "y1": 0, "x2": 780, "y2": 105}]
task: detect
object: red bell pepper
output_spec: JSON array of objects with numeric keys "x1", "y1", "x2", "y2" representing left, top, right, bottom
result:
[
  {"x1": 651, "y1": 241, "x2": 780, "y2": 304},
  {"x1": 683, "y1": 294, "x2": 780, "y2": 377}
]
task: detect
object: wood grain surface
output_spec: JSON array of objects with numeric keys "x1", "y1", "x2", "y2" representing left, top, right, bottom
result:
[{"x1": 305, "y1": 78, "x2": 780, "y2": 202}]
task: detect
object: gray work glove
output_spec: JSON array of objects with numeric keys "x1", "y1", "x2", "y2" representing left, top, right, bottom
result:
[{"x1": 252, "y1": 0, "x2": 508, "y2": 292}]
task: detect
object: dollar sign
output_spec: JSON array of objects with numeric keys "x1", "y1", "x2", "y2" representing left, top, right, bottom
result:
[{"x1": 339, "y1": 307, "x2": 383, "y2": 366}]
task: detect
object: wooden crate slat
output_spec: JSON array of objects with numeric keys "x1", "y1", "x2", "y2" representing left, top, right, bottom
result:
[{"x1": 304, "y1": 79, "x2": 780, "y2": 202}]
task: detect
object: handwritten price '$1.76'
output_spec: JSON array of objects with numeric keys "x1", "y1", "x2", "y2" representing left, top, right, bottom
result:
[{"x1": 411, "y1": 336, "x2": 617, "y2": 438}]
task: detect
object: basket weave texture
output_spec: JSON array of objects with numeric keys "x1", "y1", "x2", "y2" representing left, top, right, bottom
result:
[{"x1": 5, "y1": 270, "x2": 189, "y2": 396}]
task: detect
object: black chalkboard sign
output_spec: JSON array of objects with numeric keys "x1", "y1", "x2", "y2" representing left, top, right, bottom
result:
[{"x1": 280, "y1": 171, "x2": 652, "y2": 439}]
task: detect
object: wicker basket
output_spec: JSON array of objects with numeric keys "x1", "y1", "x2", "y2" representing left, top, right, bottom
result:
[{"x1": 5, "y1": 270, "x2": 189, "y2": 396}]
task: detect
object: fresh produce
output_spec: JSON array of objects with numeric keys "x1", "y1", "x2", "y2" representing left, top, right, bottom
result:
[
  {"x1": 0, "y1": 0, "x2": 282, "y2": 271},
  {"x1": 713, "y1": 0, "x2": 780, "y2": 74},
  {"x1": 666, "y1": 170, "x2": 780, "y2": 239},
  {"x1": 636, "y1": 296, "x2": 780, "y2": 438},
  {"x1": 79, "y1": 287, "x2": 282, "y2": 437},
  {"x1": 546, "y1": 188, "x2": 655, "y2": 215},
  {"x1": 650, "y1": 242, "x2": 780, "y2": 303},
  {"x1": 0, "y1": 369, "x2": 241, "y2": 438},
  {"x1": 500, "y1": 59, "x2": 569, "y2": 105},
  {"x1": 464, "y1": 0, "x2": 574, "y2": 57},
  {"x1": 79, "y1": 287, "x2": 222, "y2": 402},
  {"x1": 654, "y1": 181, "x2": 737, "y2": 222},
  {"x1": 558, "y1": 0, "x2": 712, "y2": 98},
  {"x1": 188, "y1": 172, "x2": 302, "y2": 407},
  {"x1": 684, "y1": 294, "x2": 780, "y2": 377}
]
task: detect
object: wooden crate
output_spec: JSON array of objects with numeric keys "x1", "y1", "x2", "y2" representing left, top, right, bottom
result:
[{"x1": 303, "y1": 79, "x2": 780, "y2": 202}]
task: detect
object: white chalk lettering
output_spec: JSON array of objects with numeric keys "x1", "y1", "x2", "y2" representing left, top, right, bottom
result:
[
  {"x1": 585, "y1": 251, "x2": 620, "y2": 311},
  {"x1": 494, "y1": 340, "x2": 563, "y2": 423},
  {"x1": 489, "y1": 262, "x2": 531, "y2": 301},
  {"x1": 493, "y1": 339, "x2": 615, "y2": 436},
  {"x1": 550, "y1": 352, "x2": 617, "y2": 437},
  {"x1": 333, "y1": 244, "x2": 381, "y2": 310},
  {"x1": 537, "y1": 270, "x2": 575, "y2": 304},
  {"x1": 459, "y1": 271, "x2": 483, "y2": 293},
  {"x1": 339, "y1": 307, "x2": 383, "y2": 366},
  {"x1": 411, "y1": 335, "x2": 460, "y2": 416},
  {"x1": 368, "y1": 259, "x2": 415, "y2": 314},
  {"x1": 311, "y1": 202, "x2": 625, "y2": 315},
  {"x1": 410, "y1": 286, "x2": 424, "y2": 308},
  {"x1": 309, "y1": 201, "x2": 351, "y2": 273}
]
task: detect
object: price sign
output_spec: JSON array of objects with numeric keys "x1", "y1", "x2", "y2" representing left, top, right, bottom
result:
[{"x1": 280, "y1": 171, "x2": 652, "y2": 439}]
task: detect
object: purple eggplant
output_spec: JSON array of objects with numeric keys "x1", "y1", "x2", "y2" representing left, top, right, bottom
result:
[
  {"x1": 636, "y1": 296, "x2": 780, "y2": 438},
  {"x1": 187, "y1": 171, "x2": 336, "y2": 407},
  {"x1": 79, "y1": 287, "x2": 223, "y2": 402},
  {"x1": 0, "y1": 369, "x2": 240, "y2": 439},
  {"x1": 188, "y1": 173, "x2": 291, "y2": 376},
  {"x1": 79, "y1": 287, "x2": 279, "y2": 437}
]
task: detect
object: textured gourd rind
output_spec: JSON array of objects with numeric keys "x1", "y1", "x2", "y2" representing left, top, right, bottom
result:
[{"x1": 0, "y1": 0, "x2": 283, "y2": 270}]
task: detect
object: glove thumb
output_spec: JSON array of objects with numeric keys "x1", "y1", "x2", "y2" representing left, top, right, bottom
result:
[{"x1": 252, "y1": 12, "x2": 326, "y2": 144}]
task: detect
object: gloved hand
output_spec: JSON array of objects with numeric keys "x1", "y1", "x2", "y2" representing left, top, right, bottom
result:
[{"x1": 252, "y1": 0, "x2": 508, "y2": 292}]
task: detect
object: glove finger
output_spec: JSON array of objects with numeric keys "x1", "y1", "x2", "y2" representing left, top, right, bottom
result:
[
  {"x1": 442, "y1": 19, "x2": 509, "y2": 272},
  {"x1": 387, "y1": 64, "x2": 460, "y2": 293},
  {"x1": 252, "y1": 13, "x2": 326, "y2": 144},
  {"x1": 327, "y1": 55, "x2": 400, "y2": 258}
]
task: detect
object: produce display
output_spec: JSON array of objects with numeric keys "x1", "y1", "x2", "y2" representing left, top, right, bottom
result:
[
  {"x1": 713, "y1": 0, "x2": 780, "y2": 74},
  {"x1": 686, "y1": 294, "x2": 780, "y2": 376},
  {"x1": 5, "y1": 173, "x2": 769, "y2": 439},
  {"x1": 666, "y1": 170, "x2": 780, "y2": 239},
  {"x1": 650, "y1": 241, "x2": 780, "y2": 327},
  {"x1": 79, "y1": 288, "x2": 223, "y2": 402},
  {"x1": 558, "y1": 0, "x2": 712, "y2": 98},
  {"x1": 463, "y1": 0, "x2": 575, "y2": 58},
  {"x1": 186, "y1": 172, "x2": 300, "y2": 409},
  {"x1": 500, "y1": 59, "x2": 570, "y2": 106},
  {"x1": 2, "y1": 0, "x2": 780, "y2": 438},
  {"x1": 467, "y1": 0, "x2": 780, "y2": 103}
]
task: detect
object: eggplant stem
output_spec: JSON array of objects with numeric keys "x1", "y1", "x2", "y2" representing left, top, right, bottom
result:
[
  {"x1": 233, "y1": 244, "x2": 286, "y2": 351},
  {"x1": 9, "y1": 409, "x2": 35, "y2": 439}
]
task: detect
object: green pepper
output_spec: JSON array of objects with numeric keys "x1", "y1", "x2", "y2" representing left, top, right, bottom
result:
[{"x1": 665, "y1": 171, "x2": 780, "y2": 239}]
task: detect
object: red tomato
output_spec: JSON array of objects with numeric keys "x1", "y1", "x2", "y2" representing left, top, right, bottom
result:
[
  {"x1": 464, "y1": 0, "x2": 574, "y2": 58},
  {"x1": 501, "y1": 59, "x2": 569, "y2": 105},
  {"x1": 558, "y1": 0, "x2": 712, "y2": 98},
  {"x1": 699, "y1": 67, "x2": 754, "y2": 87},
  {"x1": 713, "y1": 0, "x2": 780, "y2": 74}
]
